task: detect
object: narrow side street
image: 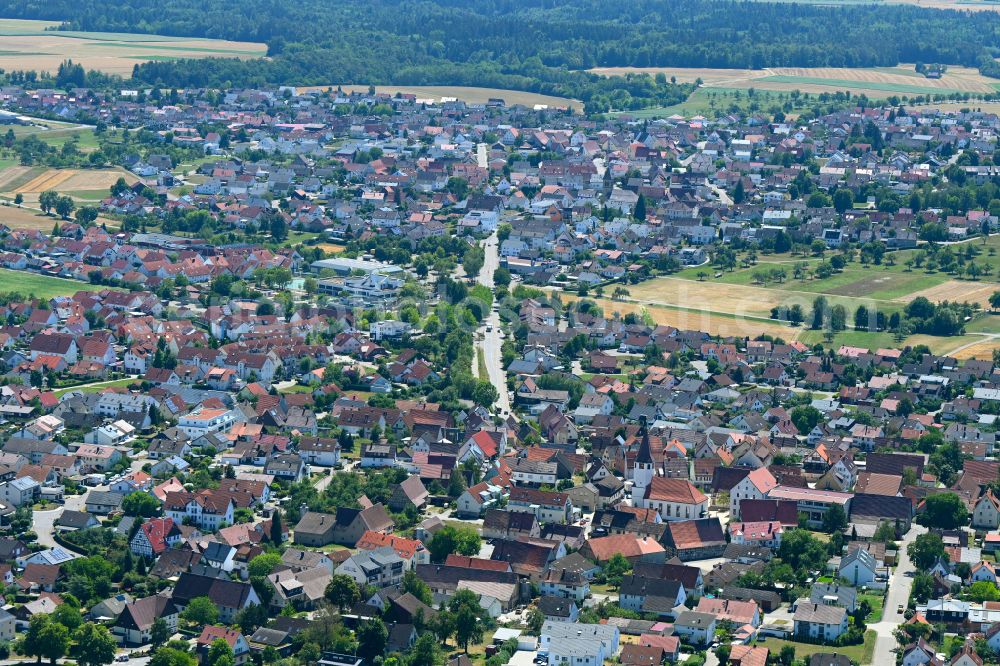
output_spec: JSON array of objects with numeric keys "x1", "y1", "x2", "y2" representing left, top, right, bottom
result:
[{"x1": 870, "y1": 525, "x2": 926, "y2": 666}]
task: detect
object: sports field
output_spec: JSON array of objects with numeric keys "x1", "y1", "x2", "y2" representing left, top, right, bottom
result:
[
  {"x1": 0, "y1": 19, "x2": 266, "y2": 75},
  {"x1": 302, "y1": 84, "x2": 582, "y2": 111}
]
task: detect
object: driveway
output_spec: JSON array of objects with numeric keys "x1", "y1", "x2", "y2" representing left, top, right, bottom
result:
[{"x1": 32, "y1": 506, "x2": 61, "y2": 548}]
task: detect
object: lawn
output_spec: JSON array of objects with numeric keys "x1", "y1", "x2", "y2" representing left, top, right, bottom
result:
[
  {"x1": 0, "y1": 268, "x2": 113, "y2": 299},
  {"x1": 477, "y1": 348, "x2": 488, "y2": 379},
  {"x1": 757, "y1": 631, "x2": 876, "y2": 664},
  {"x1": 759, "y1": 74, "x2": 964, "y2": 95},
  {"x1": 859, "y1": 593, "x2": 885, "y2": 623},
  {"x1": 615, "y1": 87, "x2": 823, "y2": 119},
  {"x1": 282, "y1": 231, "x2": 324, "y2": 248},
  {"x1": 53, "y1": 377, "x2": 139, "y2": 397},
  {"x1": 279, "y1": 384, "x2": 316, "y2": 394}
]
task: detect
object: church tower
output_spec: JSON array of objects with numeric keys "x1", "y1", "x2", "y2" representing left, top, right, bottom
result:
[{"x1": 632, "y1": 421, "x2": 655, "y2": 506}]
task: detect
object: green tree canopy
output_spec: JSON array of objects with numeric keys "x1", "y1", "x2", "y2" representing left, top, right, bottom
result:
[
  {"x1": 918, "y1": 492, "x2": 968, "y2": 530},
  {"x1": 73, "y1": 623, "x2": 117, "y2": 666},
  {"x1": 428, "y1": 524, "x2": 481, "y2": 563},
  {"x1": 180, "y1": 596, "x2": 219, "y2": 626},
  {"x1": 908, "y1": 532, "x2": 947, "y2": 570}
]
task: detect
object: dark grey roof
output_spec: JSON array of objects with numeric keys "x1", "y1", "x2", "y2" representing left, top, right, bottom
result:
[
  {"x1": 85, "y1": 490, "x2": 124, "y2": 507},
  {"x1": 56, "y1": 510, "x2": 96, "y2": 529},
  {"x1": 537, "y1": 595, "x2": 575, "y2": 617},
  {"x1": 850, "y1": 493, "x2": 912, "y2": 521},
  {"x1": 620, "y1": 574, "x2": 683, "y2": 599}
]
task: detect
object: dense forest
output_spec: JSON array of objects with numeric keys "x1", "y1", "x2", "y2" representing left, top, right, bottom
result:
[{"x1": 3, "y1": 0, "x2": 1000, "y2": 112}]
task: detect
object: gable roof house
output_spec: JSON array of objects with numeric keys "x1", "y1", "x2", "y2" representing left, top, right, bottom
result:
[
  {"x1": 114, "y1": 595, "x2": 180, "y2": 646},
  {"x1": 171, "y1": 573, "x2": 261, "y2": 624}
]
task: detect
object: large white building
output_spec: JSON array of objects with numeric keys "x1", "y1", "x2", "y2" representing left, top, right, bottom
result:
[{"x1": 178, "y1": 407, "x2": 238, "y2": 438}]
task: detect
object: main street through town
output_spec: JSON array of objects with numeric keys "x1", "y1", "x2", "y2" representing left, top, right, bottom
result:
[{"x1": 474, "y1": 232, "x2": 512, "y2": 416}]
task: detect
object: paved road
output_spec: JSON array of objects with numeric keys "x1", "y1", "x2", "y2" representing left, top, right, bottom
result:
[
  {"x1": 870, "y1": 524, "x2": 925, "y2": 666},
  {"x1": 474, "y1": 233, "x2": 512, "y2": 416},
  {"x1": 32, "y1": 453, "x2": 144, "y2": 548},
  {"x1": 33, "y1": 488, "x2": 87, "y2": 548}
]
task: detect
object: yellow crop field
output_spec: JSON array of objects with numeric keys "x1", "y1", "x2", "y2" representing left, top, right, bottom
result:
[
  {"x1": 0, "y1": 19, "x2": 266, "y2": 76},
  {"x1": 901, "y1": 280, "x2": 999, "y2": 308},
  {"x1": 302, "y1": 84, "x2": 582, "y2": 110},
  {"x1": 590, "y1": 64, "x2": 1000, "y2": 98}
]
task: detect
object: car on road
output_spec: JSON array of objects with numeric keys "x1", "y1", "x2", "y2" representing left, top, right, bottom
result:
[
  {"x1": 486, "y1": 324, "x2": 493, "y2": 332},
  {"x1": 897, "y1": 604, "x2": 904, "y2": 614}
]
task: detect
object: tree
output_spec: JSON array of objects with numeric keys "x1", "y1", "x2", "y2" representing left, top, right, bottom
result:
[
  {"x1": 822, "y1": 503, "x2": 848, "y2": 533},
  {"x1": 13, "y1": 193, "x2": 22, "y2": 206},
  {"x1": 35, "y1": 616, "x2": 70, "y2": 666},
  {"x1": 525, "y1": 607, "x2": 545, "y2": 633},
  {"x1": 967, "y1": 581, "x2": 1000, "y2": 602},
  {"x1": 324, "y1": 574, "x2": 361, "y2": 610},
  {"x1": 446, "y1": 176, "x2": 469, "y2": 200},
  {"x1": 810, "y1": 295, "x2": 828, "y2": 329},
  {"x1": 428, "y1": 524, "x2": 481, "y2": 563},
  {"x1": 450, "y1": 590, "x2": 484, "y2": 653},
  {"x1": 269, "y1": 216, "x2": 287, "y2": 242},
  {"x1": 604, "y1": 552, "x2": 632, "y2": 588},
  {"x1": 873, "y1": 521, "x2": 898, "y2": 543},
  {"x1": 149, "y1": 648, "x2": 197, "y2": 666},
  {"x1": 355, "y1": 619, "x2": 388, "y2": 663},
  {"x1": 402, "y1": 570, "x2": 433, "y2": 606},
  {"x1": 833, "y1": 188, "x2": 854, "y2": 213},
  {"x1": 790, "y1": 405, "x2": 823, "y2": 435},
  {"x1": 207, "y1": 639, "x2": 234, "y2": 666},
  {"x1": 908, "y1": 532, "x2": 947, "y2": 570},
  {"x1": 55, "y1": 196, "x2": 76, "y2": 219},
  {"x1": 779, "y1": 645, "x2": 796, "y2": 666},
  {"x1": 911, "y1": 572, "x2": 934, "y2": 603},
  {"x1": 121, "y1": 491, "x2": 161, "y2": 517},
  {"x1": 269, "y1": 510, "x2": 284, "y2": 544},
  {"x1": 462, "y1": 245, "x2": 485, "y2": 279},
  {"x1": 75, "y1": 206, "x2": 99, "y2": 225},
  {"x1": 73, "y1": 623, "x2": 116, "y2": 666},
  {"x1": 471, "y1": 380, "x2": 499, "y2": 407},
  {"x1": 991, "y1": 291, "x2": 1000, "y2": 311},
  {"x1": 39, "y1": 190, "x2": 58, "y2": 215},
  {"x1": 634, "y1": 193, "x2": 647, "y2": 221},
  {"x1": 151, "y1": 617, "x2": 170, "y2": 647},
  {"x1": 448, "y1": 469, "x2": 466, "y2": 497},
  {"x1": 430, "y1": 609, "x2": 456, "y2": 645},
  {"x1": 777, "y1": 529, "x2": 828, "y2": 571},
  {"x1": 918, "y1": 492, "x2": 969, "y2": 530},
  {"x1": 408, "y1": 633, "x2": 441, "y2": 666},
  {"x1": 23, "y1": 614, "x2": 52, "y2": 664},
  {"x1": 181, "y1": 596, "x2": 219, "y2": 626},
  {"x1": 247, "y1": 553, "x2": 282, "y2": 579},
  {"x1": 52, "y1": 603, "x2": 83, "y2": 630}
]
